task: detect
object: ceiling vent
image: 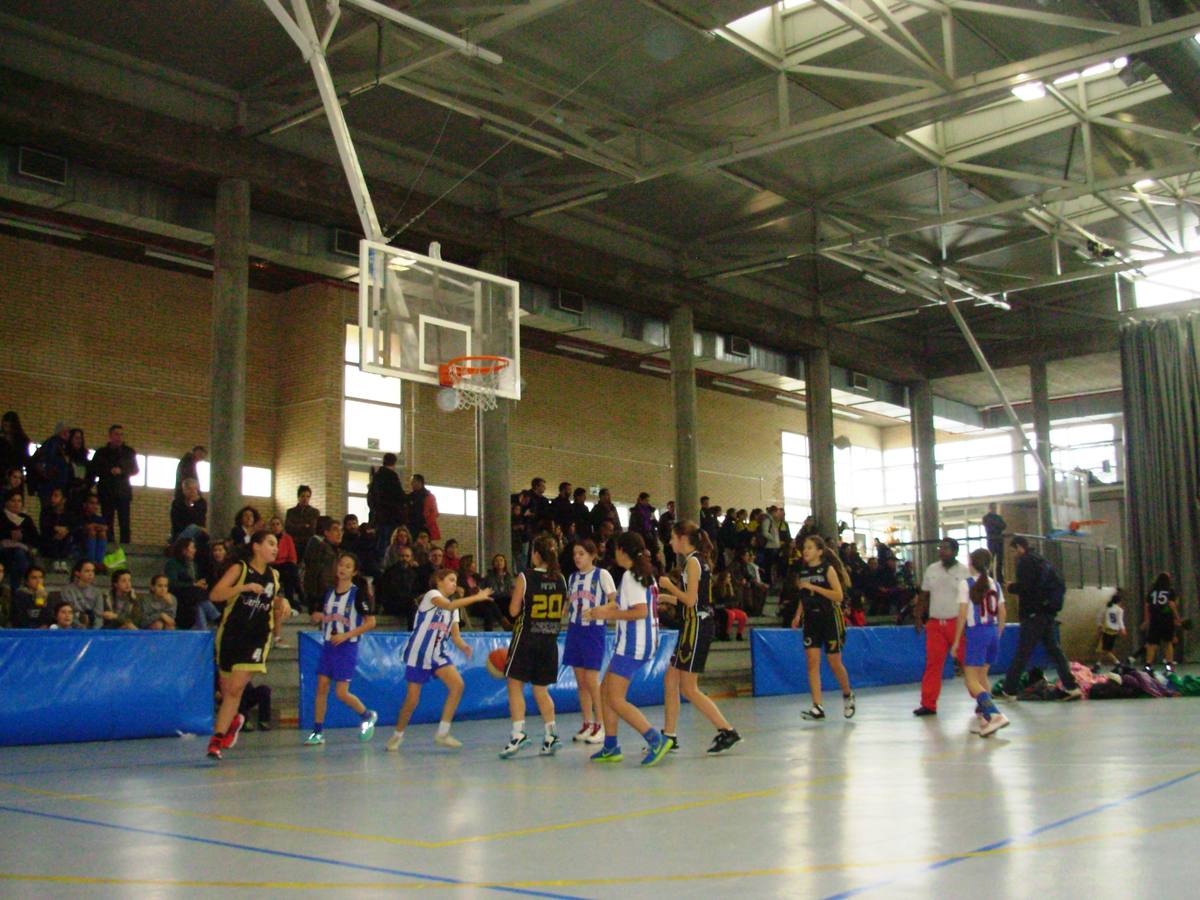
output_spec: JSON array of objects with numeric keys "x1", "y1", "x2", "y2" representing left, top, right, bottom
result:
[
  {"x1": 332, "y1": 228, "x2": 361, "y2": 257},
  {"x1": 725, "y1": 334, "x2": 751, "y2": 358},
  {"x1": 556, "y1": 289, "x2": 585, "y2": 314},
  {"x1": 17, "y1": 147, "x2": 67, "y2": 186},
  {"x1": 850, "y1": 370, "x2": 870, "y2": 392}
]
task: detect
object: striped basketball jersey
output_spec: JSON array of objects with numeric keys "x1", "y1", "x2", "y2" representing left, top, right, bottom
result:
[
  {"x1": 402, "y1": 590, "x2": 460, "y2": 670},
  {"x1": 614, "y1": 569, "x2": 658, "y2": 660},
  {"x1": 961, "y1": 576, "x2": 1004, "y2": 627},
  {"x1": 516, "y1": 568, "x2": 568, "y2": 636},
  {"x1": 319, "y1": 584, "x2": 373, "y2": 642},
  {"x1": 567, "y1": 566, "x2": 616, "y2": 628}
]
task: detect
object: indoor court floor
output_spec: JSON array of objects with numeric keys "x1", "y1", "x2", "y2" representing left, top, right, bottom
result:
[{"x1": 1, "y1": 680, "x2": 1197, "y2": 899}]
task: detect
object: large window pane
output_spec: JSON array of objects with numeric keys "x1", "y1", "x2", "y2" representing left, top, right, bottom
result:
[
  {"x1": 145, "y1": 455, "x2": 177, "y2": 490},
  {"x1": 344, "y1": 400, "x2": 402, "y2": 453},
  {"x1": 430, "y1": 485, "x2": 466, "y2": 517},
  {"x1": 345, "y1": 364, "x2": 402, "y2": 405},
  {"x1": 242, "y1": 466, "x2": 272, "y2": 498}
]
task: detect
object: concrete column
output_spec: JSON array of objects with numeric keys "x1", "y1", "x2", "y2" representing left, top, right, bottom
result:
[
  {"x1": 1030, "y1": 359, "x2": 1054, "y2": 535},
  {"x1": 477, "y1": 252, "x2": 513, "y2": 564},
  {"x1": 669, "y1": 303, "x2": 699, "y2": 523},
  {"x1": 209, "y1": 178, "x2": 249, "y2": 540},
  {"x1": 910, "y1": 379, "x2": 939, "y2": 571},
  {"x1": 805, "y1": 348, "x2": 836, "y2": 537}
]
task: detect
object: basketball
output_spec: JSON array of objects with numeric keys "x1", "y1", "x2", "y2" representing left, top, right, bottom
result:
[{"x1": 486, "y1": 648, "x2": 508, "y2": 679}]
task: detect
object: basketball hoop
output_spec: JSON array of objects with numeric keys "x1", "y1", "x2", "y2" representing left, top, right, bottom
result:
[{"x1": 438, "y1": 355, "x2": 510, "y2": 412}]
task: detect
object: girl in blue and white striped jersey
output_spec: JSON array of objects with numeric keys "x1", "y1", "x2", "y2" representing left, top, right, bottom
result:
[
  {"x1": 582, "y1": 532, "x2": 670, "y2": 767},
  {"x1": 384, "y1": 569, "x2": 493, "y2": 752},
  {"x1": 563, "y1": 540, "x2": 617, "y2": 745}
]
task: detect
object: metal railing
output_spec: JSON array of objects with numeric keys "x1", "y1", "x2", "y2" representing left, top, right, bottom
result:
[{"x1": 1005, "y1": 534, "x2": 1121, "y2": 589}]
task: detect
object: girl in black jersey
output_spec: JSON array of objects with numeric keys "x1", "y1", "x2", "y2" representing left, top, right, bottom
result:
[
  {"x1": 207, "y1": 531, "x2": 286, "y2": 760},
  {"x1": 1142, "y1": 572, "x2": 1182, "y2": 671},
  {"x1": 658, "y1": 522, "x2": 741, "y2": 755},
  {"x1": 500, "y1": 535, "x2": 567, "y2": 759},
  {"x1": 790, "y1": 535, "x2": 855, "y2": 721}
]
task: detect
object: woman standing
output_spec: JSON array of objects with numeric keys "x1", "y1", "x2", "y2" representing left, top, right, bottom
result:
[
  {"x1": 563, "y1": 540, "x2": 617, "y2": 745},
  {"x1": 950, "y1": 548, "x2": 1008, "y2": 737},
  {"x1": 790, "y1": 535, "x2": 855, "y2": 722}
]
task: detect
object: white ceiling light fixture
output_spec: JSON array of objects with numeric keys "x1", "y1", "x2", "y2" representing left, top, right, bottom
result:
[
  {"x1": 1011, "y1": 81, "x2": 1047, "y2": 102},
  {"x1": 145, "y1": 249, "x2": 213, "y2": 271},
  {"x1": 525, "y1": 192, "x2": 610, "y2": 218},
  {"x1": 480, "y1": 124, "x2": 564, "y2": 159},
  {"x1": 863, "y1": 273, "x2": 908, "y2": 294},
  {"x1": 711, "y1": 379, "x2": 753, "y2": 393},
  {"x1": 0, "y1": 216, "x2": 85, "y2": 241},
  {"x1": 775, "y1": 393, "x2": 806, "y2": 407},
  {"x1": 833, "y1": 409, "x2": 863, "y2": 421},
  {"x1": 554, "y1": 342, "x2": 608, "y2": 360}
]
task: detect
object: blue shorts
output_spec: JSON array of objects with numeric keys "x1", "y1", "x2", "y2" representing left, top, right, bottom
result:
[
  {"x1": 562, "y1": 623, "x2": 606, "y2": 671},
  {"x1": 405, "y1": 662, "x2": 450, "y2": 684},
  {"x1": 964, "y1": 625, "x2": 999, "y2": 668},
  {"x1": 317, "y1": 640, "x2": 359, "y2": 682},
  {"x1": 606, "y1": 652, "x2": 649, "y2": 680}
]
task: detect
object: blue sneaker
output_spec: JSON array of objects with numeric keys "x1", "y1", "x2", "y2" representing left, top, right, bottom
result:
[
  {"x1": 590, "y1": 745, "x2": 623, "y2": 763},
  {"x1": 641, "y1": 734, "x2": 671, "y2": 767}
]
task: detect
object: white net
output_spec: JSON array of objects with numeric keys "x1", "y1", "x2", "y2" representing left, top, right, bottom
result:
[{"x1": 446, "y1": 358, "x2": 508, "y2": 412}]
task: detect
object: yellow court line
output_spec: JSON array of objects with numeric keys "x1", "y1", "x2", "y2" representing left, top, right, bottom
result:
[{"x1": 4, "y1": 813, "x2": 1199, "y2": 892}]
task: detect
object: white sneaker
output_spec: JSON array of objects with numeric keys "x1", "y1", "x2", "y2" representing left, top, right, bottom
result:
[
  {"x1": 979, "y1": 713, "x2": 1010, "y2": 737},
  {"x1": 540, "y1": 733, "x2": 562, "y2": 756},
  {"x1": 385, "y1": 732, "x2": 404, "y2": 752},
  {"x1": 584, "y1": 723, "x2": 605, "y2": 744},
  {"x1": 499, "y1": 733, "x2": 529, "y2": 759},
  {"x1": 434, "y1": 733, "x2": 462, "y2": 749},
  {"x1": 572, "y1": 723, "x2": 590, "y2": 743},
  {"x1": 969, "y1": 715, "x2": 983, "y2": 734}
]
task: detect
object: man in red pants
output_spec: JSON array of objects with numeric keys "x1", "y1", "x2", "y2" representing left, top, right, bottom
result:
[{"x1": 913, "y1": 538, "x2": 970, "y2": 716}]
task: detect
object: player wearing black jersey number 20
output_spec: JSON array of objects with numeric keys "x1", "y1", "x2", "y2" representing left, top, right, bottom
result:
[
  {"x1": 791, "y1": 535, "x2": 855, "y2": 722},
  {"x1": 658, "y1": 522, "x2": 741, "y2": 755}
]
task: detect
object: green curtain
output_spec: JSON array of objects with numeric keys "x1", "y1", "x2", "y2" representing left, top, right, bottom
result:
[{"x1": 1120, "y1": 312, "x2": 1200, "y2": 654}]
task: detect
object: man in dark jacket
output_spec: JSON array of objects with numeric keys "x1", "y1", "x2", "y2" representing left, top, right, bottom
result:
[
  {"x1": 569, "y1": 487, "x2": 592, "y2": 541},
  {"x1": 174, "y1": 446, "x2": 207, "y2": 502},
  {"x1": 368, "y1": 453, "x2": 406, "y2": 548},
  {"x1": 88, "y1": 424, "x2": 139, "y2": 545},
  {"x1": 982, "y1": 503, "x2": 1007, "y2": 575},
  {"x1": 549, "y1": 482, "x2": 574, "y2": 532},
  {"x1": 589, "y1": 488, "x2": 622, "y2": 538},
  {"x1": 302, "y1": 516, "x2": 341, "y2": 614},
  {"x1": 377, "y1": 544, "x2": 422, "y2": 627},
  {"x1": 1001, "y1": 536, "x2": 1081, "y2": 699}
]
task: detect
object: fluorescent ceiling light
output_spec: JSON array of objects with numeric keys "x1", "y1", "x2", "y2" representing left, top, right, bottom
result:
[
  {"x1": 639, "y1": 360, "x2": 669, "y2": 373},
  {"x1": 776, "y1": 393, "x2": 806, "y2": 407},
  {"x1": 864, "y1": 273, "x2": 907, "y2": 294},
  {"x1": 0, "y1": 216, "x2": 85, "y2": 240},
  {"x1": 833, "y1": 409, "x2": 863, "y2": 421},
  {"x1": 554, "y1": 342, "x2": 607, "y2": 359},
  {"x1": 145, "y1": 249, "x2": 213, "y2": 271},
  {"x1": 1011, "y1": 81, "x2": 1046, "y2": 102},
  {"x1": 711, "y1": 379, "x2": 753, "y2": 393},
  {"x1": 1134, "y1": 179, "x2": 1155, "y2": 190},
  {"x1": 387, "y1": 255, "x2": 418, "y2": 270}
]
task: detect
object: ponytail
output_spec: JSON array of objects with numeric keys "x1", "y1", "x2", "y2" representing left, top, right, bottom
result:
[
  {"x1": 968, "y1": 548, "x2": 993, "y2": 607},
  {"x1": 617, "y1": 532, "x2": 655, "y2": 587},
  {"x1": 531, "y1": 534, "x2": 561, "y2": 580},
  {"x1": 672, "y1": 520, "x2": 714, "y2": 566}
]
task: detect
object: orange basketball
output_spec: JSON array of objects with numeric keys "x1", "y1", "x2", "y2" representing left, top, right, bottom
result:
[{"x1": 486, "y1": 647, "x2": 508, "y2": 679}]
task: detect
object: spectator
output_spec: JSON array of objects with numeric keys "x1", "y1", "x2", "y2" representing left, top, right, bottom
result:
[
  {"x1": 0, "y1": 488, "x2": 38, "y2": 590},
  {"x1": 231, "y1": 506, "x2": 261, "y2": 545},
  {"x1": 38, "y1": 486, "x2": 73, "y2": 572},
  {"x1": 74, "y1": 493, "x2": 108, "y2": 568},
  {"x1": 912, "y1": 538, "x2": 970, "y2": 717},
  {"x1": 174, "y1": 445, "x2": 207, "y2": 502},
  {"x1": 382, "y1": 525, "x2": 413, "y2": 570},
  {"x1": 588, "y1": 487, "x2": 621, "y2": 537},
  {"x1": 367, "y1": 452, "x2": 406, "y2": 548},
  {"x1": 0, "y1": 562, "x2": 9, "y2": 626},
  {"x1": 701, "y1": 503, "x2": 721, "y2": 550},
  {"x1": 759, "y1": 505, "x2": 782, "y2": 584},
  {"x1": 267, "y1": 516, "x2": 300, "y2": 606},
  {"x1": 569, "y1": 487, "x2": 592, "y2": 540},
  {"x1": 64, "y1": 428, "x2": 92, "y2": 514},
  {"x1": 731, "y1": 546, "x2": 769, "y2": 615},
  {"x1": 88, "y1": 424, "x2": 139, "y2": 545},
  {"x1": 29, "y1": 421, "x2": 72, "y2": 505},
  {"x1": 166, "y1": 537, "x2": 220, "y2": 630},
  {"x1": 170, "y1": 478, "x2": 208, "y2": 543},
  {"x1": 285, "y1": 485, "x2": 320, "y2": 550},
  {"x1": 411, "y1": 530, "x2": 431, "y2": 565},
  {"x1": 238, "y1": 681, "x2": 273, "y2": 731},
  {"x1": 714, "y1": 570, "x2": 749, "y2": 641},
  {"x1": 417, "y1": 545, "x2": 445, "y2": 594},
  {"x1": 140, "y1": 575, "x2": 177, "y2": 630},
  {"x1": 657, "y1": 500, "x2": 676, "y2": 570},
  {"x1": 629, "y1": 492, "x2": 657, "y2": 540},
  {"x1": 11, "y1": 565, "x2": 51, "y2": 628},
  {"x1": 377, "y1": 543, "x2": 421, "y2": 625},
  {"x1": 517, "y1": 477, "x2": 549, "y2": 565},
  {"x1": 982, "y1": 503, "x2": 1007, "y2": 576},
  {"x1": 406, "y1": 474, "x2": 440, "y2": 541},
  {"x1": 549, "y1": 481, "x2": 574, "y2": 532},
  {"x1": 302, "y1": 516, "x2": 341, "y2": 613},
  {"x1": 203, "y1": 539, "x2": 235, "y2": 585},
  {"x1": 0, "y1": 411, "x2": 31, "y2": 477},
  {"x1": 798, "y1": 516, "x2": 818, "y2": 543},
  {"x1": 102, "y1": 569, "x2": 141, "y2": 630},
  {"x1": 443, "y1": 538, "x2": 462, "y2": 571},
  {"x1": 49, "y1": 600, "x2": 84, "y2": 630},
  {"x1": 874, "y1": 537, "x2": 895, "y2": 564},
  {"x1": 1000, "y1": 536, "x2": 1080, "y2": 699},
  {"x1": 4, "y1": 467, "x2": 25, "y2": 500},
  {"x1": 478, "y1": 553, "x2": 515, "y2": 632},
  {"x1": 60, "y1": 559, "x2": 105, "y2": 629}
]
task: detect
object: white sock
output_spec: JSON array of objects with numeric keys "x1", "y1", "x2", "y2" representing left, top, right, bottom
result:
[
  {"x1": 512, "y1": 719, "x2": 525, "y2": 739},
  {"x1": 392, "y1": 729, "x2": 405, "y2": 740},
  {"x1": 545, "y1": 721, "x2": 557, "y2": 737},
  {"x1": 436, "y1": 721, "x2": 451, "y2": 737}
]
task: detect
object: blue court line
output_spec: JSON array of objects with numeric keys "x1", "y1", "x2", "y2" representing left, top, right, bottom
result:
[
  {"x1": 0, "y1": 804, "x2": 586, "y2": 900},
  {"x1": 822, "y1": 768, "x2": 1200, "y2": 900}
]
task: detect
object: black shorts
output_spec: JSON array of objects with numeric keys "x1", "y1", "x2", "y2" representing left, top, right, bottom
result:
[
  {"x1": 672, "y1": 614, "x2": 714, "y2": 674},
  {"x1": 216, "y1": 626, "x2": 272, "y2": 675},
  {"x1": 505, "y1": 631, "x2": 559, "y2": 686},
  {"x1": 802, "y1": 607, "x2": 845, "y2": 654},
  {"x1": 1147, "y1": 618, "x2": 1176, "y2": 645},
  {"x1": 1100, "y1": 631, "x2": 1118, "y2": 651}
]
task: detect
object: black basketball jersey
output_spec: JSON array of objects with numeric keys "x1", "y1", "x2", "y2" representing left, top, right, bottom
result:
[
  {"x1": 217, "y1": 562, "x2": 279, "y2": 646},
  {"x1": 796, "y1": 562, "x2": 833, "y2": 617},
  {"x1": 1147, "y1": 588, "x2": 1176, "y2": 621},
  {"x1": 682, "y1": 551, "x2": 713, "y2": 618},
  {"x1": 519, "y1": 568, "x2": 567, "y2": 636}
]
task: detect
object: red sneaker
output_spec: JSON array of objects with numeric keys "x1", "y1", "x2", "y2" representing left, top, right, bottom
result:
[
  {"x1": 222, "y1": 714, "x2": 245, "y2": 749},
  {"x1": 572, "y1": 723, "x2": 591, "y2": 743},
  {"x1": 206, "y1": 736, "x2": 223, "y2": 760}
]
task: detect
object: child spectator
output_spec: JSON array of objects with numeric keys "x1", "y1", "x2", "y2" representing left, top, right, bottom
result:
[
  {"x1": 102, "y1": 569, "x2": 141, "y2": 630},
  {"x1": 166, "y1": 537, "x2": 215, "y2": 630},
  {"x1": 49, "y1": 600, "x2": 85, "y2": 630},
  {"x1": 713, "y1": 570, "x2": 748, "y2": 641},
  {"x1": 1096, "y1": 589, "x2": 1127, "y2": 667},
  {"x1": 11, "y1": 565, "x2": 51, "y2": 628},
  {"x1": 74, "y1": 493, "x2": 108, "y2": 568},
  {"x1": 60, "y1": 559, "x2": 105, "y2": 628},
  {"x1": 139, "y1": 575, "x2": 177, "y2": 630},
  {"x1": 38, "y1": 487, "x2": 73, "y2": 572}
]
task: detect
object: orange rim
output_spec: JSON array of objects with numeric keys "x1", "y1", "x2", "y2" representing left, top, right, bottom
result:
[{"x1": 438, "y1": 355, "x2": 510, "y2": 386}]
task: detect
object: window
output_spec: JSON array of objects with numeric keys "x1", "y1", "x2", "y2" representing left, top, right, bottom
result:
[
  {"x1": 834, "y1": 444, "x2": 884, "y2": 510},
  {"x1": 344, "y1": 323, "x2": 403, "y2": 456},
  {"x1": 1024, "y1": 422, "x2": 1120, "y2": 486},
  {"x1": 427, "y1": 485, "x2": 480, "y2": 518},
  {"x1": 242, "y1": 466, "x2": 272, "y2": 498},
  {"x1": 1133, "y1": 257, "x2": 1200, "y2": 309},
  {"x1": 781, "y1": 431, "x2": 811, "y2": 526},
  {"x1": 105, "y1": 453, "x2": 269, "y2": 497},
  {"x1": 882, "y1": 446, "x2": 915, "y2": 506},
  {"x1": 145, "y1": 455, "x2": 177, "y2": 490},
  {"x1": 935, "y1": 434, "x2": 1015, "y2": 500},
  {"x1": 347, "y1": 470, "x2": 371, "y2": 523}
]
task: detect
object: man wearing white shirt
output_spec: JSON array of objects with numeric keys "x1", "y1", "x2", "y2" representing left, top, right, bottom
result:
[{"x1": 913, "y1": 538, "x2": 970, "y2": 716}]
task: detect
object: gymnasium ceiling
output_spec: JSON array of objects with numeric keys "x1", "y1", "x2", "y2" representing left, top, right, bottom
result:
[{"x1": 3, "y1": 0, "x2": 1200, "y2": 403}]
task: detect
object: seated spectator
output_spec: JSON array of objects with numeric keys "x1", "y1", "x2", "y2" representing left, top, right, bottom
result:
[
  {"x1": 443, "y1": 538, "x2": 461, "y2": 571},
  {"x1": 11, "y1": 565, "x2": 51, "y2": 628},
  {"x1": 382, "y1": 525, "x2": 413, "y2": 570},
  {"x1": 731, "y1": 547, "x2": 768, "y2": 616},
  {"x1": 477, "y1": 553, "x2": 514, "y2": 632},
  {"x1": 65, "y1": 428, "x2": 92, "y2": 515},
  {"x1": 102, "y1": 569, "x2": 141, "y2": 630},
  {"x1": 203, "y1": 538, "x2": 236, "y2": 586},
  {"x1": 140, "y1": 575, "x2": 177, "y2": 630},
  {"x1": 342, "y1": 514, "x2": 379, "y2": 578},
  {"x1": 238, "y1": 681, "x2": 273, "y2": 732},
  {"x1": 713, "y1": 570, "x2": 749, "y2": 641},
  {"x1": 166, "y1": 537, "x2": 220, "y2": 630},
  {"x1": 0, "y1": 562, "x2": 10, "y2": 626},
  {"x1": 0, "y1": 488, "x2": 39, "y2": 590},
  {"x1": 376, "y1": 543, "x2": 421, "y2": 626},
  {"x1": 74, "y1": 493, "x2": 108, "y2": 567},
  {"x1": 415, "y1": 545, "x2": 444, "y2": 595},
  {"x1": 170, "y1": 478, "x2": 208, "y2": 543},
  {"x1": 267, "y1": 516, "x2": 300, "y2": 605},
  {"x1": 411, "y1": 530, "x2": 431, "y2": 566},
  {"x1": 49, "y1": 600, "x2": 84, "y2": 629},
  {"x1": 38, "y1": 487, "x2": 73, "y2": 572},
  {"x1": 231, "y1": 505, "x2": 261, "y2": 545},
  {"x1": 285, "y1": 484, "x2": 320, "y2": 551},
  {"x1": 4, "y1": 467, "x2": 25, "y2": 500},
  {"x1": 301, "y1": 516, "x2": 341, "y2": 614},
  {"x1": 60, "y1": 559, "x2": 105, "y2": 629},
  {"x1": 0, "y1": 411, "x2": 31, "y2": 478},
  {"x1": 174, "y1": 445, "x2": 206, "y2": 502}
]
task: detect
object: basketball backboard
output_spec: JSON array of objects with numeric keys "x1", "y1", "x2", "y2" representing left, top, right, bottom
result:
[{"x1": 357, "y1": 239, "x2": 521, "y2": 400}]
